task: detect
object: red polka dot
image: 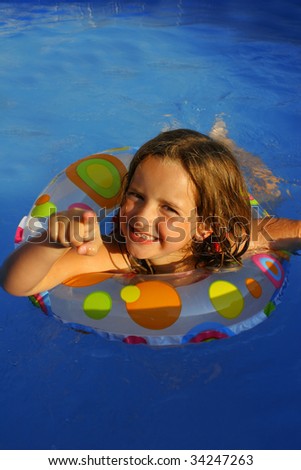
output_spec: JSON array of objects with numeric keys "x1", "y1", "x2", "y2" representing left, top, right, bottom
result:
[
  {"x1": 123, "y1": 336, "x2": 147, "y2": 344},
  {"x1": 189, "y1": 330, "x2": 229, "y2": 343}
]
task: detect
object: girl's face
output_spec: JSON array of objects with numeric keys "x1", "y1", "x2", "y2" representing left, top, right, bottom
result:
[{"x1": 120, "y1": 156, "x2": 199, "y2": 269}]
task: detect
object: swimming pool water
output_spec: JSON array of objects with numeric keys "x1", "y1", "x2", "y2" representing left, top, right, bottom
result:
[{"x1": 0, "y1": 0, "x2": 301, "y2": 450}]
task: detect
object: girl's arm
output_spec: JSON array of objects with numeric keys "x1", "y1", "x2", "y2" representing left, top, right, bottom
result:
[
  {"x1": 0, "y1": 210, "x2": 103, "y2": 296},
  {"x1": 1, "y1": 241, "x2": 71, "y2": 296},
  {"x1": 251, "y1": 216, "x2": 301, "y2": 251}
]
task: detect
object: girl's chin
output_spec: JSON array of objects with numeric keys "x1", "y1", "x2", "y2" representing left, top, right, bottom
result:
[
  {"x1": 126, "y1": 241, "x2": 159, "y2": 259},
  {"x1": 125, "y1": 238, "x2": 166, "y2": 261}
]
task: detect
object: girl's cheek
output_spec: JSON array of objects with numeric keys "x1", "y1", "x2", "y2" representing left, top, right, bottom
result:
[
  {"x1": 166, "y1": 219, "x2": 194, "y2": 244},
  {"x1": 162, "y1": 219, "x2": 180, "y2": 243}
]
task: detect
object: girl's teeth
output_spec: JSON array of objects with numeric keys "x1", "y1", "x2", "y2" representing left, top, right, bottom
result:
[{"x1": 137, "y1": 233, "x2": 154, "y2": 240}]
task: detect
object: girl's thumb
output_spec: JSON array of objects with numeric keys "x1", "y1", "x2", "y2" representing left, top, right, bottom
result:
[
  {"x1": 77, "y1": 211, "x2": 102, "y2": 255},
  {"x1": 77, "y1": 240, "x2": 101, "y2": 256}
]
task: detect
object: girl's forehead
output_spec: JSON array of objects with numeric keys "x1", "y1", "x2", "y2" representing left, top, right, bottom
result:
[
  {"x1": 131, "y1": 155, "x2": 198, "y2": 203},
  {"x1": 132, "y1": 155, "x2": 185, "y2": 180},
  {"x1": 135, "y1": 154, "x2": 184, "y2": 173}
]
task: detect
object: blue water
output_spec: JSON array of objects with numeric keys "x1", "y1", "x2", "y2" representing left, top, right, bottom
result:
[{"x1": 1, "y1": 0, "x2": 301, "y2": 450}]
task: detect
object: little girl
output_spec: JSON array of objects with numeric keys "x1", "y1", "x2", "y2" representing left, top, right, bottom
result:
[{"x1": 1, "y1": 129, "x2": 301, "y2": 296}]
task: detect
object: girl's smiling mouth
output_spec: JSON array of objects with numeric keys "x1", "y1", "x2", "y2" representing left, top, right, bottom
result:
[{"x1": 128, "y1": 224, "x2": 159, "y2": 244}]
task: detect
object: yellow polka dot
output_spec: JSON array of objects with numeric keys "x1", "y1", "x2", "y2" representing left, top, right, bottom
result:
[
  {"x1": 120, "y1": 285, "x2": 141, "y2": 303},
  {"x1": 76, "y1": 158, "x2": 121, "y2": 199},
  {"x1": 209, "y1": 280, "x2": 244, "y2": 319},
  {"x1": 125, "y1": 281, "x2": 182, "y2": 330},
  {"x1": 83, "y1": 291, "x2": 112, "y2": 320},
  {"x1": 245, "y1": 278, "x2": 262, "y2": 299}
]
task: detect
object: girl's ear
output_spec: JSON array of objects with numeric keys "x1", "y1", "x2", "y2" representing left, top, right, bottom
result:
[{"x1": 195, "y1": 224, "x2": 213, "y2": 242}]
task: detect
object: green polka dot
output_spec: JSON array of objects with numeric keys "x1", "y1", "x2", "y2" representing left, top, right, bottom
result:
[
  {"x1": 209, "y1": 280, "x2": 244, "y2": 319},
  {"x1": 120, "y1": 285, "x2": 141, "y2": 303},
  {"x1": 264, "y1": 301, "x2": 276, "y2": 317},
  {"x1": 31, "y1": 202, "x2": 57, "y2": 218},
  {"x1": 29, "y1": 295, "x2": 40, "y2": 308},
  {"x1": 76, "y1": 159, "x2": 121, "y2": 200},
  {"x1": 250, "y1": 198, "x2": 259, "y2": 206},
  {"x1": 83, "y1": 291, "x2": 112, "y2": 320}
]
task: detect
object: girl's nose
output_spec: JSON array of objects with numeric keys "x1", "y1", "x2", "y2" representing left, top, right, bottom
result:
[{"x1": 132, "y1": 203, "x2": 157, "y2": 229}]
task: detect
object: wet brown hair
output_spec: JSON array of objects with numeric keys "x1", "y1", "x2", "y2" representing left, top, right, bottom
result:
[{"x1": 118, "y1": 129, "x2": 251, "y2": 271}]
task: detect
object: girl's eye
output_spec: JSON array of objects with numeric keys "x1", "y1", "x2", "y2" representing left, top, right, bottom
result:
[
  {"x1": 127, "y1": 191, "x2": 143, "y2": 200},
  {"x1": 162, "y1": 205, "x2": 179, "y2": 215}
]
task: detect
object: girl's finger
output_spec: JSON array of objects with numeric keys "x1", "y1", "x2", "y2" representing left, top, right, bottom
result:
[
  {"x1": 69, "y1": 215, "x2": 85, "y2": 247},
  {"x1": 76, "y1": 238, "x2": 102, "y2": 256},
  {"x1": 57, "y1": 218, "x2": 71, "y2": 246},
  {"x1": 82, "y1": 211, "x2": 98, "y2": 241},
  {"x1": 48, "y1": 217, "x2": 59, "y2": 243}
]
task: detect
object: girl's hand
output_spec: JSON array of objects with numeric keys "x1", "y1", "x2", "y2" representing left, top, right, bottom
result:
[{"x1": 48, "y1": 209, "x2": 102, "y2": 256}]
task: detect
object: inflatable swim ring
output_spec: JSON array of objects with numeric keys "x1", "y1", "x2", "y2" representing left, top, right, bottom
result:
[{"x1": 15, "y1": 147, "x2": 290, "y2": 346}]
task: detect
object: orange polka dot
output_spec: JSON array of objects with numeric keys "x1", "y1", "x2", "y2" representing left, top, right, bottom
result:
[
  {"x1": 245, "y1": 278, "x2": 262, "y2": 299},
  {"x1": 124, "y1": 281, "x2": 182, "y2": 330},
  {"x1": 35, "y1": 194, "x2": 51, "y2": 205},
  {"x1": 266, "y1": 261, "x2": 279, "y2": 276},
  {"x1": 63, "y1": 273, "x2": 113, "y2": 287}
]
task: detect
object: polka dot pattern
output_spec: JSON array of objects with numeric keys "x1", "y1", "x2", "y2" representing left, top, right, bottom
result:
[
  {"x1": 252, "y1": 253, "x2": 285, "y2": 288},
  {"x1": 66, "y1": 154, "x2": 127, "y2": 209},
  {"x1": 209, "y1": 280, "x2": 244, "y2": 319},
  {"x1": 68, "y1": 202, "x2": 94, "y2": 211},
  {"x1": 124, "y1": 281, "x2": 182, "y2": 330},
  {"x1": 123, "y1": 336, "x2": 147, "y2": 345},
  {"x1": 182, "y1": 322, "x2": 234, "y2": 344},
  {"x1": 245, "y1": 278, "x2": 262, "y2": 298},
  {"x1": 31, "y1": 193, "x2": 57, "y2": 218},
  {"x1": 120, "y1": 285, "x2": 141, "y2": 303},
  {"x1": 78, "y1": 159, "x2": 120, "y2": 199},
  {"x1": 83, "y1": 291, "x2": 112, "y2": 320},
  {"x1": 24, "y1": 151, "x2": 289, "y2": 345},
  {"x1": 60, "y1": 248, "x2": 288, "y2": 344}
]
